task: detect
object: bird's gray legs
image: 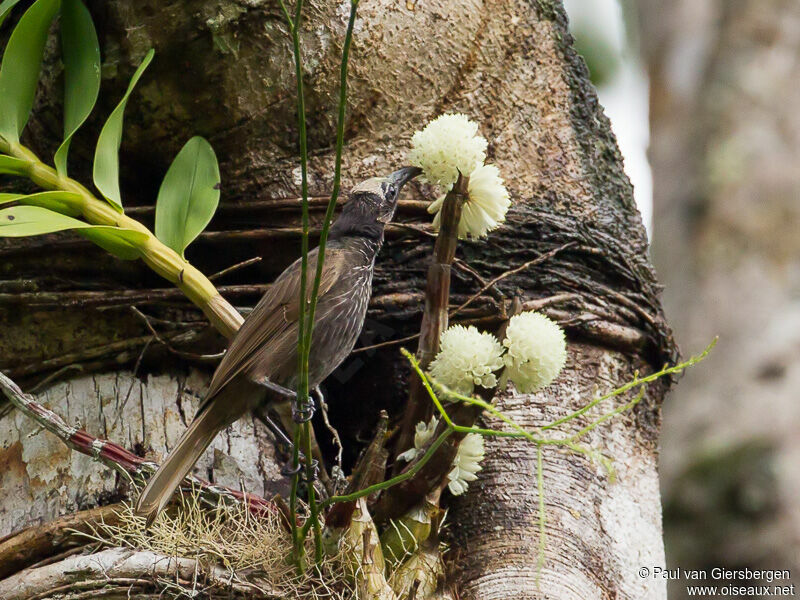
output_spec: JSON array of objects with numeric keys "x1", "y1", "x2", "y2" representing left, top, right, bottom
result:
[
  {"x1": 257, "y1": 377, "x2": 316, "y2": 424},
  {"x1": 255, "y1": 379, "x2": 326, "y2": 487},
  {"x1": 254, "y1": 409, "x2": 294, "y2": 448},
  {"x1": 255, "y1": 406, "x2": 312, "y2": 477}
]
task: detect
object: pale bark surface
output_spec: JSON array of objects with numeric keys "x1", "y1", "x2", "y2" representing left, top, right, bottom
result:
[
  {"x1": 0, "y1": 369, "x2": 285, "y2": 537},
  {"x1": 0, "y1": 1, "x2": 673, "y2": 597},
  {"x1": 637, "y1": 0, "x2": 800, "y2": 592}
]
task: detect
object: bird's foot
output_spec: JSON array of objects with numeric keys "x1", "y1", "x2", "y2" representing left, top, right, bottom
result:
[
  {"x1": 280, "y1": 457, "x2": 320, "y2": 482},
  {"x1": 291, "y1": 394, "x2": 316, "y2": 423},
  {"x1": 280, "y1": 461, "x2": 303, "y2": 477}
]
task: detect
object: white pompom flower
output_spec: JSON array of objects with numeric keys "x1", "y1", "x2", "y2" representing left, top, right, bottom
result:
[
  {"x1": 408, "y1": 113, "x2": 487, "y2": 187},
  {"x1": 429, "y1": 325, "x2": 505, "y2": 395},
  {"x1": 428, "y1": 163, "x2": 511, "y2": 239},
  {"x1": 501, "y1": 311, "x2": 567, "y2": 393},
  {"x1": 397, "y1": 416, "x2": 439, "y2": 462},
  {"x1": 447, "y1": 433, "x2": 485, "y2": 496}
]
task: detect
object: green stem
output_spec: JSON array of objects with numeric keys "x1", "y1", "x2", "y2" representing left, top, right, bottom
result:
[
  {"x1": 431, "y1": 380, "x2": 539, "y2": 442},
  {"x1": 279, "y1": 0, "x2": 326, "y2": 566},
  {"x1": 541, "y1": 338, "x2": 717, "y2": 431},
  {"x1": 319, "y1": 429, "x2": 453, "y2": 510},
  {"x1": 0, "y1": 139, "x2": 242, "y2": 339},
  {"x1": 305, "y1": 0, "x2": 358, "y2": 352},
  {"x1": 298, "y1": 0, "x2": 360, "y2": 564},
  {"x1": 564, "y1": 386, "x2": 646, "y2": 443}
]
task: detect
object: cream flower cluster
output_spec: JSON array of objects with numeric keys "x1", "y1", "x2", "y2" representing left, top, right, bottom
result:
[
  {"x1": 428, "y1": 325, "x2": 505, "y2": 395},
  {"x1": 501, "y1": 312, "x2": 567, "y2": 393},
  {"x1": 429, "y1": 312, "x2": 566, "y2": 397},
  {"x1": 398, "y1": 314, "x2": 566, "y2": 495},
  {"x1": 409, "y1": 113, "x2": 510, "y2": 238},
  {"x1": 408, "y1": 113, "x2": 487, "y2": 187},
  {"x1": 447, "y1": 433, "x2": 485, "y2": 496}
]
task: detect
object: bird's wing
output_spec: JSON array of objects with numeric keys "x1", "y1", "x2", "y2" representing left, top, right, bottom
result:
[{"x1": 199, "y1": 248, "x2": 347, "y2": 411}]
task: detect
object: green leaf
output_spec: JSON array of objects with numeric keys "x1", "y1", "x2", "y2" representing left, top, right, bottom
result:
[
  {"x1": 0, "y1": 0, "x2": 61, "y2": 144},
  {"x1": 0, "y1": 0, "x2": 25, "y2": 28},
  {"x1": 0, "y1": 190, "x2": 83, "y2": 215},
  {"x1": 92, "y1": 48, "x2": 154, "y2": 210},
  {"x1": 0, "y1": 205, "x2": 147, "y2": 259},
  {"x1": 0, "y1": 155, "x2": 28, "y2": 175},
  {"x1": 54, "y1": 0, "x2": 100, "y2": 177},
  {"x1": 155, "y1": 136, "x2": 220, "y2": 257}
]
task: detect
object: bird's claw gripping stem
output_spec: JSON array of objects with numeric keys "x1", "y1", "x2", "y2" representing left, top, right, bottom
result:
[
  {"x1": 281, "y1": 462, "x2": 304, "y2": 477},
  {"x1": 292, "y1": 394, "x2": 316, "y2": 423},
  {"x1": 280, "y1": 457, "x2": 319, "y2": 482}
]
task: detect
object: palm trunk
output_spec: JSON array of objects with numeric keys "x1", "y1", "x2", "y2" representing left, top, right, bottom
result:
[{"x1": 0, "y1": 1, "x2": 674, "y2": 597}]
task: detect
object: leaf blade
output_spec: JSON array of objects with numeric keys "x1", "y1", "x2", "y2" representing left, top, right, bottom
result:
[
  {"x1": 0, "y1": 0, "x2": 25, "y2": 28},
  {"x1": 0, "y1": 205, "x2": 146, "y2": 259},
  {"x1": 92, "y1": 48, "x2": 154, "y2": 210},
  {"x1": 0, "y1": 155, "x2": 28, "y2": 175},
  {"x1": 154, "y1": 136, "x2": 220, "y2": 257},
  {"x1": 54, "y1": 0, "x2": 100, "y2": 177},
  {"x1": 0, "y1": 0, "x2": 61, "y2": 144},
  {"x1": 0, "y1": 190, "x2": 84, "y2": 215}
]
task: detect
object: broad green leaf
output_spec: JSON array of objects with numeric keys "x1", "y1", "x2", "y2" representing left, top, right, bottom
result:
[
  {"x1": 92, "y1": 48, "x2": 154, "y2": 210},
  {"x1": 0, "y1": 205, "x2": 146, "y2": 259},
  {"x1": 0, "y1": 0, "x2": 25, "y2": 28},
  {"x1": 155, "y1": 136, "x2": 220, "y2": 257},
  {"x1": 0, "y1": 0, "x2": 60, "y2": 143},
  {"x1": 54, "y1": 0, "x2": 100, "y2": 177},
  {"x1": 0, "y1": 190, "x2": 83, "y2": 215},
  {"x1": 0, "y1": 155, "x2": 27, "y2": 175}
]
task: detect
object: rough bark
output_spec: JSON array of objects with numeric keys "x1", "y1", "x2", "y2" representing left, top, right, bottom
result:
[
  {"x1": 637, "y1": 0, "x2": 800, "y2": 593},
  {"x1": 1, "y1": 0, "x2": 673, "y2": 597}
]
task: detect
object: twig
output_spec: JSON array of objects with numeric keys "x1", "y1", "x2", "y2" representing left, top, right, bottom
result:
[
  {"x1": 352, "y1": 332, "x2": 420, "y2": 354},
  {"x1": 0, "y1": 547, "x2": 275, "y2": 600},
  {"x1": 391, "y1": 222, "x2": 438, "y2": 239},
  {"x1": 0, "y1": 284, "x2": 268, "y2": 308},
  {"x1": 130, "y1": 307, "x2": 225, "y2": 361},
  {"x1": 0, "y1": 504, "x2": 124, "y2": 579},
  {"x1": 318, "y1": 392, "x2": 343, "y2": 470},
  {"x1": 0, "y1": 370, "x2": 278, "y2": 518},
  {"x1": 353, "y1": 293, "x2": 579, "y2": 355},
  {"x1": 27, "y1": 365, "x2": 85, "y2": 395},
  {"x1": 393, "y1": 176, "x2": 468, "y2": 465},
  {"x1": 208, "y1": 257, "x2": 262, "y2": 282},
  {"x1": 449, "y1": 242, "x2": 576, "y2": 318},
  {"x1": 110, "y1": 334, "x2": 154, "y2": 431},
  {"x1": 123, "y1": 197, "x2": 431, "y2": 216}
]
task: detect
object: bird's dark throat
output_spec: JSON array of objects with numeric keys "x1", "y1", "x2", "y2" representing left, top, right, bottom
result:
[{"x1": 328, "y1": 196, "x2": 389, "y2": 245}]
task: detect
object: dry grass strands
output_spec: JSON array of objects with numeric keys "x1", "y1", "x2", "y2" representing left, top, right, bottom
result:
[{"x1": 79, "y1": 487, "x2": 356, "y2": 600}]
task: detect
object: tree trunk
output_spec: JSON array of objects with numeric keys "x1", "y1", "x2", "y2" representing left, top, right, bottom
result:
[
  {"x1": 0, "y1": 0, "x2": 674, "y2": 597},
  {"x1": 637, "y1": 0, "x2": 800, "y2": 594}
]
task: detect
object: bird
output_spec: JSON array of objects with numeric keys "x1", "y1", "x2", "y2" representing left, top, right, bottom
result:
[{"x1": 134, "y1": 166, "x2": 420, "y2": 525}]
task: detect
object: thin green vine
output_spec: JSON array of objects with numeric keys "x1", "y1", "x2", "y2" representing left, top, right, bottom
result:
[{"x1": 278, "y1": 0, "x2": 361, "y2": 568}]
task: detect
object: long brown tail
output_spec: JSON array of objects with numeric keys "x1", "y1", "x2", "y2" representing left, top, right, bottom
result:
[{"x1": 135, "y1": 396, "x2": 233, "y2": 526}]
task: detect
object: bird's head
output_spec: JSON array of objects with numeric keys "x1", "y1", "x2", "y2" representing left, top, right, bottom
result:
[{"x1": 330, "y1": 166, "x2": 421, "y2": 240}]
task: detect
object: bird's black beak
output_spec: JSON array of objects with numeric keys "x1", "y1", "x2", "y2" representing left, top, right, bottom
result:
[{"x1": 388, "y1": 166, "x2": 422, "y2": 189}]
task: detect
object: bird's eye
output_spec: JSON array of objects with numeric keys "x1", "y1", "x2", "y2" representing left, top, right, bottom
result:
[{"x1": 387, "y1": 184, "x2": 397, "y2": 196}]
